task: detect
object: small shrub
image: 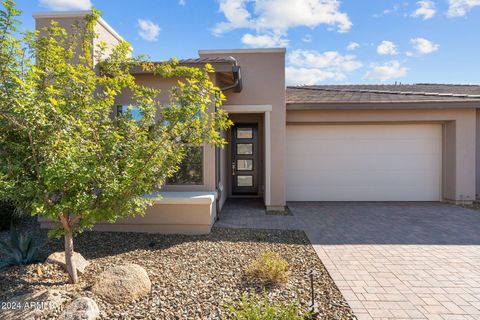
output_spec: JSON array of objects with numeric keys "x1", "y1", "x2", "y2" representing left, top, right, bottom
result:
[
  {"x1": 0, "y1": 225, "x2": 42, "y2": 269},
  {"x1": 245, "y1": 251, "x2": 289, "y2": 285},
  {"x1": 0, "y1": 200, "x2": 17, "y2": 231},
  {"x1": 223, "y1": 292, "x2": 307, "y2": 320}
]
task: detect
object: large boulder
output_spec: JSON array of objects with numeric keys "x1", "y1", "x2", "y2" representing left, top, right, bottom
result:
[
  {"x1": 92, "y1": 264, "x2": 151, "y2": 304},
  {"x1": 46, "y1": 251, "x2": 90, "y2": 274},
  {"x1": 59, "y1": 297, "x2": 100, "y2": 320},
  {"x1": 0, "y1": 290, "x2": 71, "y2": 320}
]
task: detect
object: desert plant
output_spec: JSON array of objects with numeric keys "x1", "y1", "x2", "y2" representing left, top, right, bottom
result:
[
  {"x1": 0, "y1": 225, "x2": 42, "y2": 269},
  {"x1": 245, "y1": 251, "x2": 290, "y2": 285},
  {"x1": 223, "y1": 292, "x2": 307, "y2": 320}
]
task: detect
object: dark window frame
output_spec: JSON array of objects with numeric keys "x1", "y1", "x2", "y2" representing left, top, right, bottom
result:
[{"x1": 166, "y1": 146, "x2": 204, "y2": 186}]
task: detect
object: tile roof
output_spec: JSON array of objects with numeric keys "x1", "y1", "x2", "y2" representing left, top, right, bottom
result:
[
  {"x1": 287, "y1": 84, "x2": 480, "y2": 105},
  {"x1": 179, "y1": 56, "x2": 237, "y2": 64},
  {"x1": 129, "y1": 56, "x2": 236, "y2": 74}
]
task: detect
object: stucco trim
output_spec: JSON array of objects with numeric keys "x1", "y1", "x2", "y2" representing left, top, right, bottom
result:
[
  {"x1": 287, "y1": 101, "x2": 480, "y2": 110},
  {"x1": 224, "y1": 105, "x2": 272, "y2": 206},
  {"x1": 264, "y1": 111, "x2": 271, "y2": 206},
  {"x1": 223, "y1": 104, "x2": 272, "y2": 113},
  {"x1": 33, "y1": 11, "x2": 124, "y2": 42},
  {"x1": 199, "y1": 48, "x2": 286, "y2": 54},
  {"x1": 145, "y1": 191, "x2": 217, "y2": 205},
  {"x1": 33, "y1": 11, "x2": 92, "y2": 18}
]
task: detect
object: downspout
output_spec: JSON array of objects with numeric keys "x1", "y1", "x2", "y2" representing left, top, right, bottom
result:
[{"x1": 220, "y1": 65, "x2": 242, "y2": 93}]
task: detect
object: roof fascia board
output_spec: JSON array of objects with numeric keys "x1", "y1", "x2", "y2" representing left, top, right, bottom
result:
[
  {"x1": 33, "y1": 11, "x2": 124, "y2": 42},
  {"x1": 287, "y1": 101, "x2": 480, "y2": 110},
  {"x1": 199, "y1": 48, "x2": 286, "y2": 54}
]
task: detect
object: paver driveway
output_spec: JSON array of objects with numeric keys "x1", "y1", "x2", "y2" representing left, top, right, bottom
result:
[{"x1": 216, "y1": 200, "x2": 480, "y2": 320}]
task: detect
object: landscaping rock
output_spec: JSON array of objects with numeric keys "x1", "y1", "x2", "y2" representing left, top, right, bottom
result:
[
  {"x1": 46, "y1": 251, "x2": 90, "y2": 274},
  {"x1": 0, "y1": 289, "x2": 71, "y2": 320},
  {"x1": 59, "y1": 297, "x2": 100, "y2": 320},
  {"x1": 0, "y1": 229, "x2": 356, "y2": 319},
  {"x1": 92, "y1": 263, "x2": 151, "y2": 304}
]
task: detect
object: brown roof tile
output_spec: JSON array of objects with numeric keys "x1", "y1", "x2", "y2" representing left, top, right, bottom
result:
[{"x1": 287, "y1": 84, "x2": 480, "y2": 105}]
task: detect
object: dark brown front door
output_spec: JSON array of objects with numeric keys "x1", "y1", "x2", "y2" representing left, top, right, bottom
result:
[{"x1": 232, "y1": 123, "x2": 258, "y2": 195}]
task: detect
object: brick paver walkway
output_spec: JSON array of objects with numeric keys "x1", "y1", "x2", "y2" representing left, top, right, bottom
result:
[{"x1": 215, "y1": 200, "x2": 480, "y2": 320}]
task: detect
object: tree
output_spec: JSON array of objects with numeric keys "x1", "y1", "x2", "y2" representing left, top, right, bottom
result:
[{"x1": 0, "y1": 1, "x2": 232, "y2": 283}]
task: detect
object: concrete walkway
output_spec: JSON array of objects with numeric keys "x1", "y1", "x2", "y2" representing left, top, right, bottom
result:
[{"x1": 215, "y1": 200, "x2": 480, "y2": 320}]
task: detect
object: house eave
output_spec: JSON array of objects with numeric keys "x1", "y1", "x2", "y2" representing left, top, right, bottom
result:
[{"x1": 286, "y1": 101, "x2": 480, "y2": 110}]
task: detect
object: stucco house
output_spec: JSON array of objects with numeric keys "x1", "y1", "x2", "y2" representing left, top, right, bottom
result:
[{"x1": 35, "y1": 11, "x2": 480, "y2": 234}]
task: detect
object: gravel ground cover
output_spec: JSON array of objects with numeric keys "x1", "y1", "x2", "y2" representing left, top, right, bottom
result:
[{"x1": 0, "y1": 226, "x2": 355, "y2": 319}]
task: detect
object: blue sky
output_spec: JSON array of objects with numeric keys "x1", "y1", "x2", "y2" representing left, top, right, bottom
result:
[{"x1": 14, "y1": 0, "x2": 480, "y2": 85}]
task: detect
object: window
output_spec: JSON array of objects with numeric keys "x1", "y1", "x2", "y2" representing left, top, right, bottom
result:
[
  {"x1": 237, "y1": 175, "x2": 253, "y2": 187},
  {"x1": 167, "y1": 146, "x2": 203, "y2": 185},
  {"x1": 116, "y1": 105, "x2": 142, "y2": 121},
  {"x1": 237, "y1": 143, "x2": 253, "y2": 155},
  {"x1": 237, "y1": 159, "x2": 253, "y2": 171},
  {"x1": 237, "y1": 128, "x2": 253, "y2": 139}
]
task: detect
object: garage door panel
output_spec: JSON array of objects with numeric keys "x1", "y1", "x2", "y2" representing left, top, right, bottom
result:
[
  {"x1": 286, "y1": 124, "x2": 442, "y2": 201},
  {"x1": 287, "y1": 169, "x2": 440, "y2": 187},
  {"x1": 287, "y1": 185, "x2": 440, "y2": 201},
  {"x1": 288, "y1": 139, "x2": 441, "y2": 156},
  {"x1": 288, "y1": 154, "x2": 440, "y2": 171}
]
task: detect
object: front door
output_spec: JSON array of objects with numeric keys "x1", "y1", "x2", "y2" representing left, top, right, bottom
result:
[{"x1": 231, "y1": 123, "x2": 258, "y2": 195}]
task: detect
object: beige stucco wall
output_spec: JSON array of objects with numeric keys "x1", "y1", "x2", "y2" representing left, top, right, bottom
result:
[
  {"x1": 39, "y1": 200, "x2": 216, "y2": 235},
  {"x1": 34, "y1": 13, "x2": 123, "y2": 66},
  {"x1": 201, "y1": 49, "x2": 286, "y2": 208},
  {"x1": 287, "y1": 108, "x2": 476, "y2": 202},
  {"x1": 476, "y1": 109, "x2": 480, "y2": 198},
  {"x1": 93, "y1": 19, "x2": 124, "y2": 65}
]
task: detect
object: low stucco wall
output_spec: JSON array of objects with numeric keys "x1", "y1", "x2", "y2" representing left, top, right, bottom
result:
[
  {"x1": 39, "y1": 192, "x2": 217, "y2": 235},
  {"x1": 286, "y1": 108, "x2": 477, "y2": 203}
]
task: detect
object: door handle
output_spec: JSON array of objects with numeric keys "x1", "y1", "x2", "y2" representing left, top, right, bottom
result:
[{"x1": 232, "y1": 161, "x2": 236, "y2": 176}]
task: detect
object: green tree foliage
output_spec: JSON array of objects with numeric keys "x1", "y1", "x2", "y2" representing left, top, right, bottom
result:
[{"x1": 0, "y1": 1, "x2": 231, "y2": 283}]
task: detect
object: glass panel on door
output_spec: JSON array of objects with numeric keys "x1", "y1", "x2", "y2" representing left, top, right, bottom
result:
[
  {"x1": 237, "y1": 143, "x2": 253, "y2": 155},
  {"x1": 237, "y1": 175, "x2": 253, "y2": 187},
  {"x1": 232, "y1": 124, "x2": 258, "y2": 195},
  {"x1": 237, "y1": 159, "x2": 253, "y2": 171},
  {"x1": 237, "y1": 128, "x2": 253, "y2": 139}
]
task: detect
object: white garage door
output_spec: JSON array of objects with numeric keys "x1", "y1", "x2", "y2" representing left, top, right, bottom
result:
[{"x1": 286, "y1": 124, "x2": 442, "y2": 201}]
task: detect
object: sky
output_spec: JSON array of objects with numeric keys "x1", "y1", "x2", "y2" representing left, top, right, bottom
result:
[{"x1": 13, "y1": 0, "x2": 480, "y2": 85}]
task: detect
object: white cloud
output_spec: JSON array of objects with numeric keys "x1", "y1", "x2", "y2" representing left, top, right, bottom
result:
[
  {"x1": 411, "y1": 0, "x2": 436, "y2": 19},
  {"x1": 302, "y1": 34, "x2": 312, "y2": 43},
  {"x1": 410, "y1": 37, "x2": 439, "y2": 54},
  {"x1": 347, "y1": 42, "x2": 359, "y2": 50},
  {"x1": 286, "y1": 67, "x2": 340, "y2": 85},
  {"x1": 286, "y1": 49, "x2": 362, "y2": 85},
  {"x1": 241, "y1": 33, "x2": 288, "y2": 47},
  {"x1": 213, "y1": 0, "x2": 352, "y2": 35},
  {"x1": 137, "y1": 19, "x2": 161, "y2": 42},
  {"x1": 39, "y1": 0, "x2": 91, "y2": 10},
  {"x1": 377, "y1": 40, "x2": 398, "y2": 55},
  {"x1": 374, "y1": 2, "x2": 408, "y2": 17},
  {"x1": 363, "y1": 60, "x2": 407, "y2": 82},
  {"x1": 179, "y1": 0, "x2": 186, "y2": 5},
  {"x1": 447, "y1": 0, "x2": 480, "y2": 17}
]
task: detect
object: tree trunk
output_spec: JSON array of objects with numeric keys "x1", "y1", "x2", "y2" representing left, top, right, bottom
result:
[{"x1": 64, "y1": 232, "x2": 78, "y2": 284}]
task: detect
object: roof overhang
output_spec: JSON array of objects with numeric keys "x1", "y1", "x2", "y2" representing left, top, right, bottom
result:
[
  {"x1": 287, "y1": 101, "x2": 480, "y2": 110},
  {"x1": 129, "y1": 57, "x2": 242, "y2": 92}
]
